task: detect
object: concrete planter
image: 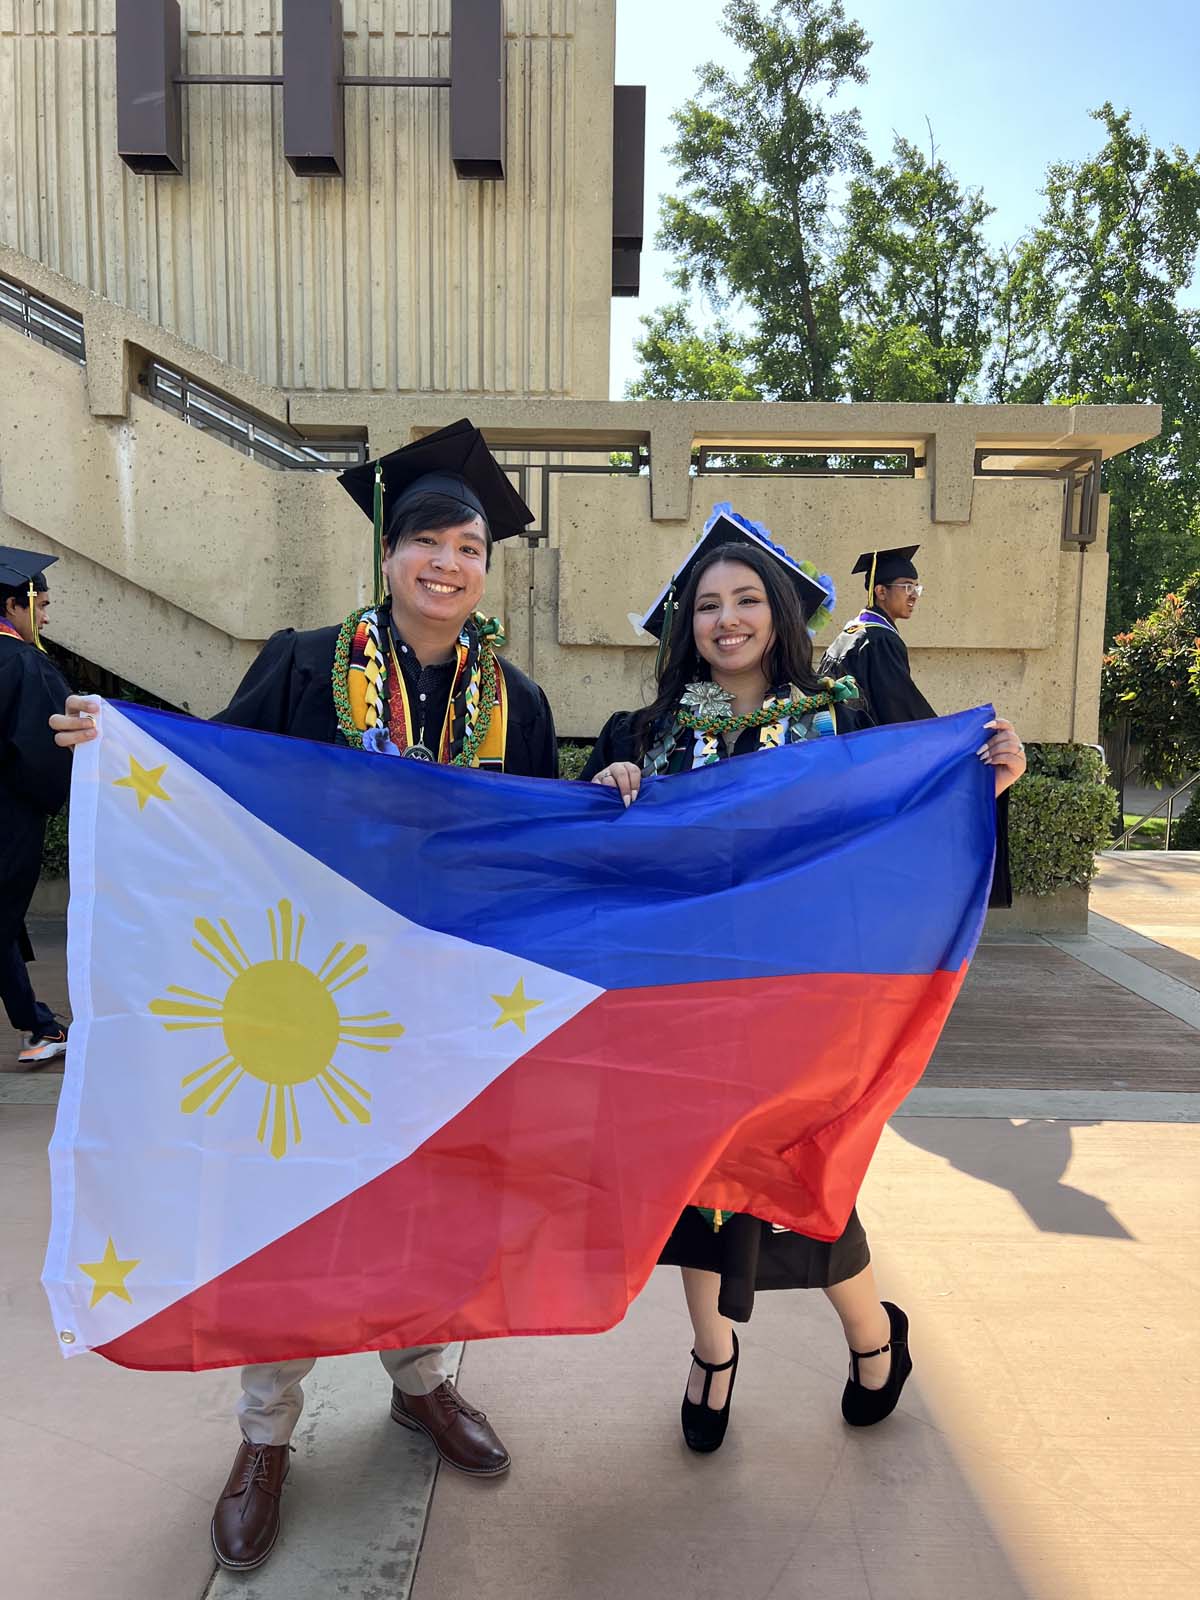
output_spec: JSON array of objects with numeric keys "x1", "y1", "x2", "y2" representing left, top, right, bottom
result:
[{"x1": 984, "y1": 884, "x2": 1089, "y2": 936}]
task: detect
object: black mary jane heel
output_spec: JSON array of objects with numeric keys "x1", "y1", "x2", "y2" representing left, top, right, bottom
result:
[
  {"x1": 681, "y1": 1331, "x2": 739, "y2": 1453},
  {"x1": 841, "y1": 1301, "x2": 912, "y2": 1427}
]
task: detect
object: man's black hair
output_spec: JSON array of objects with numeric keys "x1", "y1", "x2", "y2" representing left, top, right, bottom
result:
[{"x1": 384, "y1": 491, "x2": 492, "y2": 568}]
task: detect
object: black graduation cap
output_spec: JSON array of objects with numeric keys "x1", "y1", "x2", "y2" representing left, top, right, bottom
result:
[
  {"x1": 0, "y1": 546, "x2": 57, "y2": 591},
  {"x1": 338, "y1": 418, "x2": 535, "y2": 546},
  {"x1": 640, "y1": 507, "x2": 832, "y2": 640},
  {"x1": 852, "y1": 545, "x2": 920, "y2": 593}
]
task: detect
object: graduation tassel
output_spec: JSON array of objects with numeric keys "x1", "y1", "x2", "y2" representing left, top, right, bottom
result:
[
  {"x1": 867, "y1": 551, "x2": 878, "y2": 611},
  {"x1": 27, "y1": 580, "x2": 44, "y2": 652},
  {"x1": 372, "y1": 461, "x2": 385, "y2": 608},
  {"x1": 654, "y1": 583, "x2": 677, "y2": 677}
]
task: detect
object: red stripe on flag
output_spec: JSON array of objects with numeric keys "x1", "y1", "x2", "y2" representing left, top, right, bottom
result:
[{"x1": 98, "y1": 965, "x2": 964, "y2": 1371}]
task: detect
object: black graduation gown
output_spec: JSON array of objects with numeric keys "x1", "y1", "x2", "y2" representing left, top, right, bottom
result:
[
  {"x1": 820, "y1": 616, "x2": 936, "y2": 725},
  {"x1": 218, "y1": 623, "x2": 558, "y2": 778},
  {"x1": 0, "y1": 637, "x2": 72, "y2": 947}
]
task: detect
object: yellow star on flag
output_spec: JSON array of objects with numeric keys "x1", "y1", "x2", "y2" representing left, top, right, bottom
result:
[
  {"x1": 113, "y1": 755, "x2": 171, "y2": 811},
  {"x1": 491, "y1": 977, "x2": 543, "y2": 1034},
  {"x1": 79, "y1": 1237, "x2": 140, "y2": 1308}
]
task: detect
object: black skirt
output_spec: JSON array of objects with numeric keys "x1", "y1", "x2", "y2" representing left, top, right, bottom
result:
[{"x1": 658, "y1": 1206, "x2": 871, "y2": 1323}]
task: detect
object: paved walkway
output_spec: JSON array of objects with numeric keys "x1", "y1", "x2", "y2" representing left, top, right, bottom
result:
[
  {"x1": 3, "y1": 867, "x2": 1199, "y2": 1600},
  {"x1": 1091, "y1": 851, "x2": 1200, "y2": 965}
]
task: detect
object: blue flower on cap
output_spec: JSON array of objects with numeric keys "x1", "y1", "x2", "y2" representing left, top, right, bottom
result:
[{"x1": 707, "y1": 502, "x2": 806, "y2": 569}]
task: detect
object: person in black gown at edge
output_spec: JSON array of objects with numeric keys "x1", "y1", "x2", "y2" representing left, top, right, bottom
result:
[
  {"x1": 51, "y1": 420, "x2": 557, "y2": 1572},
  {"x1": 0, "y1": 547, "x2": 72, "y2": 1066},
  {"x1": 581, "y1": 507, "x2": 1027, "y2": 1452}
]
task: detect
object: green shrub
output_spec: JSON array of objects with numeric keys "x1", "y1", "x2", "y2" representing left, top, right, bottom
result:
[
  {"x1": 1173, "y1": 786, "x2": 1200, "y2": 850},
  {"x1": 43, "y1": 807, "x2": 69, "y2": 877},
  {"x1": 1023, "y1": 741, "x2": 1107, "y2": 784},
  {"x1": 1009, "y1": 743, "x2": 1119, "y2": 896},
  {"x1": 558, "y1": 742, "x2": 595, "y2": 781}
]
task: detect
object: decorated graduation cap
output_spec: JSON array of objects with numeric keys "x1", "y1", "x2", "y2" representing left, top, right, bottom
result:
[
  {"x1": 640, "y1": 504, "x2": 836, "y2": 659},
  {"x1": 339, "y1": 418, "x2": 535, "y2": 604},
  {"x1": 852, "y1": 545, "x2": 920, "y2": 595},
  {"x1": 0, "y1": 546, "x2": 57, "y2": 651}
]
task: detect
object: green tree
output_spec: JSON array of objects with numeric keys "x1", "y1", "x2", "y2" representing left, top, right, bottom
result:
[
  {"x1": 990, "y1": 105, "x2": 1200, "y2": 636},
  {"x1": 627, "y1": 304, "x2": 762, "y2": 400},
  {"x1": 1100, "y1": 572, "x2": 1200, "y2": 799},
  {"x1": 655, "y1": 0, "x2": 870, "y2": 402},
  {"x1": 838, "y1": 129, "x2": 997, "y2": 401}
]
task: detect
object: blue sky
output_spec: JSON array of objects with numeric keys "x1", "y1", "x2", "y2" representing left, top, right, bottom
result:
[{"x1": 611, "y1": 0, "x2": 1200, "y2": 397}]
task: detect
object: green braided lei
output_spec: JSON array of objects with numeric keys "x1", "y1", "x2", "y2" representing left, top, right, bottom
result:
[
  {"x1": 673, "y1": 675, "x2": 860, "y2": 736},
  {"x1": 332, "y1": 606, "x2": 503, "y2": 765}
]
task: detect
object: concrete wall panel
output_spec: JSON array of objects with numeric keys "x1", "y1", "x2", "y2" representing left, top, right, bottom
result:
[
  {"x1": 0, "y1": 1, "x2": 614, "y2": 397},
  {"x1": 554, "y1": 475, "x2": 1066, "y2": 652},
  {"x1": 0, "y1": 326, "x2": 371, "y2": 637}
]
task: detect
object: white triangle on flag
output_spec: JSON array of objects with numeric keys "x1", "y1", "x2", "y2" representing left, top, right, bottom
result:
[{"x1": 43, "y1": 703, "x2": 602, "y2": 1356}]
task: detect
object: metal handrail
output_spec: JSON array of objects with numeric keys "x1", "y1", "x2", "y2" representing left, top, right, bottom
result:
[
  {"x1": 0, "y1": 272, "x2": 86, "y2": 362},
  {"x1": 141, "y1": 362, "x2": 367, "y2": 472},
  {"x1": 1112, "y1": 770, "x2": 1200, "y2": 850}
]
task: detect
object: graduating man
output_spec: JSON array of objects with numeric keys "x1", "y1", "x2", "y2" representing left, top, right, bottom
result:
[
  {"x1": 0, "y1": 548, "x2": 72, "y2": 1065},
  {"x1": 820, "y1": 545, "x2": 935, "y2": 724},
  {"x1": 820, "y1": 543, "x2": 1016, "y2": 905},
  {"x1": 52, "y1": 420, "x2": 557, "y2": 1571}
]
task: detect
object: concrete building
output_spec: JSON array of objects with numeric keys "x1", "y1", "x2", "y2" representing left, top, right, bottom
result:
[{"x1": 0, "y1": 1, "x2": 1160, "y2": 741}]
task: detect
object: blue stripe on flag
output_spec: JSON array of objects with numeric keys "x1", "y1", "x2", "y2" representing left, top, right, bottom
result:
[{"x1": 115, "y1": 702, "x2": 997, "y2": 989}]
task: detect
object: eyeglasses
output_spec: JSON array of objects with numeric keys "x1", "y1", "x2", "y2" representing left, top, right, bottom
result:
[{"x1": 886, "y1": 582, "x2": 923, "y2": 598}]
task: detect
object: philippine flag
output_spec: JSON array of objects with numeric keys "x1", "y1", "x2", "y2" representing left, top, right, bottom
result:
[{"x1": 42, "y1": 700, "x2": 996, "y2": 1371}]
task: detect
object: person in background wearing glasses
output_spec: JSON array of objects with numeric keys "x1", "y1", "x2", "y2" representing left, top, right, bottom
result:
[
  {"x1": 821, "y1": 544, "x2": 1018, "y2": 904},
  {"x1": 819, "y1": 546, "x2": 934, "y2": 724}
]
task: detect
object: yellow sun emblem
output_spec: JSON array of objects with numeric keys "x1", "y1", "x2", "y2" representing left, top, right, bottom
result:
[{"x1": 149, "y1": 899, "x2": 405, "y2": 1159}]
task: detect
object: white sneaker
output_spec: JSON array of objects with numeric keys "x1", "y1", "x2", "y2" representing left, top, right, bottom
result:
[{"x1": 17, "y1": 1026, "x2": 68, "y2": 1065}]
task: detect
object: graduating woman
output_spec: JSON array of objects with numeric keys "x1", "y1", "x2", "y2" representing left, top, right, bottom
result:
[{"x1": 582, "y1": 505, "x2": 1026, "y2": 1453}]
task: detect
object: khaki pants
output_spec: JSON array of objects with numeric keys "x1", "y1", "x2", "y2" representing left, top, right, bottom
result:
[{"x1": 238, "y1": 1344, "x2": 455, "y2": 1446}]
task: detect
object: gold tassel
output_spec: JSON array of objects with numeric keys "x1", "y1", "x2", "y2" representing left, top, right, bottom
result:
[{"x1": 27, "y1": 580, "x2": 44, "y2": 652}]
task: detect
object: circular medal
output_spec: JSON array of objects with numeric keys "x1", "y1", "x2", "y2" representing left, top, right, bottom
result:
[{"x1": 403, "y1": 743, "x2": 436, "y2": 762}]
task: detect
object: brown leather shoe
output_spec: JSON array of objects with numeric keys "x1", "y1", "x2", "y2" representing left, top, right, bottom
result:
[
  {"x1": 390, "y1": 1380, "x2": 511, "y2": 1475},
  {"x1": 211, "y1": 1438, "x2": 290, "y2": 1570}
]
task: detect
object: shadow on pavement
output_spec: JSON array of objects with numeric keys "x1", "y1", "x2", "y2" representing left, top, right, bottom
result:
[{"x1": 890, "y1": 1116, "x2": 1134, "y2": 1239}]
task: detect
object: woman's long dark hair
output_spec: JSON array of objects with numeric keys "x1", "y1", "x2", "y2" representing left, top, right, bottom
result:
[{"x1": 634, "y1": 542, "x2": 823, "y2": 754}]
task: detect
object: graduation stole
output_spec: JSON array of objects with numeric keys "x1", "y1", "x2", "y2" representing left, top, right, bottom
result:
[
  {"x1": 0, "y1": 618, "x2": 22, "y2": 642},
  {"x1": 332, "y1": 606, "x2": 509, "y2": 767},
  {"x1": 857, "y1": 608, "x2": 899, "y2": 633},
  {"x1": 644, "y1": 677, "x2": 859, "y2": 775}
]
